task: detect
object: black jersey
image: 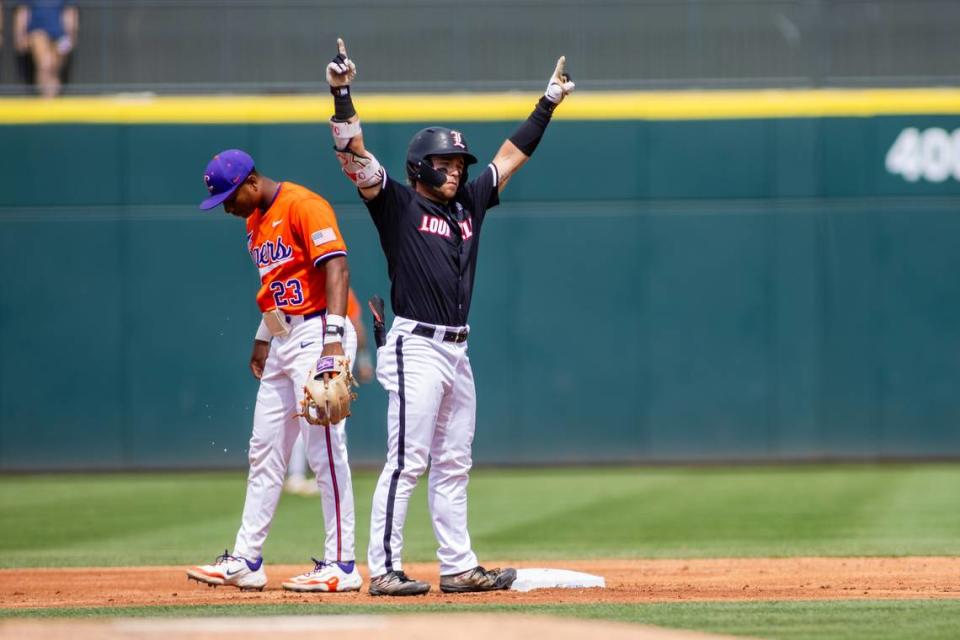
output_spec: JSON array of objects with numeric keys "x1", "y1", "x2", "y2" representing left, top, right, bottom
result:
[{"x1": 364, "y1": 164, "x2": 500, "y2": 327}]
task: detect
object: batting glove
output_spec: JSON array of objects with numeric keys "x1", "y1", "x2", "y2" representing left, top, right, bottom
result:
[
  {"x1": 544, "y1": 56, "x2": 575, "y2": 104},
  {"x1": 326, "y1": 38, "x2": 357, "y2": 88}
]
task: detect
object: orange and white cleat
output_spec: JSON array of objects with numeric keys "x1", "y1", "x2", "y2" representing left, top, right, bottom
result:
[
  {"x1": 282, "y1": 558, "x2": 362, "y2": 593},
  {"x1": 186, "y1": 550, "x2": 267, "y2": 592}
]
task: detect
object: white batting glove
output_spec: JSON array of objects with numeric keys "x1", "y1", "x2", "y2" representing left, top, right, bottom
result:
[
  {"x1": 544, "y1": 56, "x2": 575, "y2": 104},
  {"x1": 326, "y1": 38, "x2": 357, "y2": 88}
]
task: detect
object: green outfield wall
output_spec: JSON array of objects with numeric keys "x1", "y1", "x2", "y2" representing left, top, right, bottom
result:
[{"x1": 2, "y1": 93, "x2": 960, "y2": 469}]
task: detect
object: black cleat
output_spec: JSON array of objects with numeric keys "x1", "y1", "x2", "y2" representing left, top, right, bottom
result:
[
  {"x1": 368, "y1": 570, "x2": 430, "y2": 596},
  {"x1": 439, "y1": 566, "x2": 517, "y2": 593}
]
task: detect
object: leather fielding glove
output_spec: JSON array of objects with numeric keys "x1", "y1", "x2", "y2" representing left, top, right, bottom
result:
[{"x1": 298, "y1": 355, "x2": 357, "y2": 427}]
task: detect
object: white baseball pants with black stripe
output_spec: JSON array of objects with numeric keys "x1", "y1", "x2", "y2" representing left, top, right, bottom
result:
[
  {"x1": 368, "y1": 316, "x2": 479, "y2": 577},
  {"x1": 233, "y1": 314, "x2": 357, "y2": 563}
]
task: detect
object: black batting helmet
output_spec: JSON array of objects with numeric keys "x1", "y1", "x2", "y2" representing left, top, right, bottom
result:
[{"x1": 405, "y1": 127, "x2": 478, "y2": 187}]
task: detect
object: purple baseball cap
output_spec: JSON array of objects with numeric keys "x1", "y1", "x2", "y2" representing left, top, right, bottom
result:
[{"x1": 199, "y1": 149, "x2": 255, "y2": 210}]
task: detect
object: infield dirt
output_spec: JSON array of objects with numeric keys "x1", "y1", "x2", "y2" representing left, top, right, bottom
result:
[{"x1": 3, "y1": 557, "x2": 960, "y2": 610}]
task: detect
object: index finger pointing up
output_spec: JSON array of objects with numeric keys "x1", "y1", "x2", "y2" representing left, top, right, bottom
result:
[{"x1": 554, "y1": 55, "x2": 567, "y2": 81}]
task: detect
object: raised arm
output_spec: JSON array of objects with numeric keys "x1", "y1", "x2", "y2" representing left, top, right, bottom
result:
[
  {"x1": 326, "y1": 38, "x2": 384, "y2": 200},
  {"x1": 492, "y1": 56, "x2": 575, "y2": 193},
  {"x1": 13, "y1": 5, "x2": 29, "y2": 53},
  {"x1": 61, "y1": 4, "x2": 79, "y2": 53}
]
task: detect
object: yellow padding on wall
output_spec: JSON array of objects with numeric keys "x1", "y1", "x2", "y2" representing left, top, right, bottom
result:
[{"x1": 2, "y1": 88, "x2": 960, "y2": 124}]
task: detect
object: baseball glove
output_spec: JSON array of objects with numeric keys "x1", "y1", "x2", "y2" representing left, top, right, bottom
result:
[{"x1": 298, "y1": 355, "x2": 357, "y2": 427}]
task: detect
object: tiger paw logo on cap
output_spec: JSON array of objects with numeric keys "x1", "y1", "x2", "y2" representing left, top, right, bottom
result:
[{"x1": 198, "y1": 149, "x2": 256, "y2": 211}]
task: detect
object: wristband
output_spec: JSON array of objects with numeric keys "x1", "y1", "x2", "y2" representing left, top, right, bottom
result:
[
  {"x1": 323, "y1": 313, "x2": 345, "y2": 345},
  {"x1": 330, "y1": 118, "x2": 362, "y2": 152},
  {"x1": 331, "y1": 85, "x2": 357, "y2": 121},
  {"x1": 508, "y1": 96, "x2": 556, "y2": 157}
]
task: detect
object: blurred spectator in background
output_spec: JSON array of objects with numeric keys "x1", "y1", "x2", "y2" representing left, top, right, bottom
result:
[
  {"x1": 0, "y1": 3, "x2": 4, "y2": 81},
  {"x1": 13, "y1": 0, "x2": 77, "y2": 97},
  {"x1": 0, "y1": 3, "x2": 6, "y2": 83}
]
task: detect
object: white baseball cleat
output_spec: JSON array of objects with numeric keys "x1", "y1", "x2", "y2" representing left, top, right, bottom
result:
[
  {"x1": 282, "y1": 558, "x2": 362, "y2": 592},
  {"x1": 186, "y1": 550, "x2": 267, "y2": 592}
]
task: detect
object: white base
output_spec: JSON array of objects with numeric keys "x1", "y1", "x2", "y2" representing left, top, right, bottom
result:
[{"x1": 510, "y1": 568, "x2": 605, "y2": 592}]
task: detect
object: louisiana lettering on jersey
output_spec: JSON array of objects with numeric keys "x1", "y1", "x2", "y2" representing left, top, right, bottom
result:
[
  {"x1": 418, "y1": 213, "x2": 474, "y2": 240},
  {"x1": 418, "y1": 214, "x2": 452, "y2": 238},
  {"x1": 250, "y1": 235, "x2": 294, "y2": 274},
  {"x1": 453, "y1": 203, "x2": 474, "y2": 239}
]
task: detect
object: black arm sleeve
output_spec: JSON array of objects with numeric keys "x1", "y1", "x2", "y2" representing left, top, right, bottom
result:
[
  {"x1": 331, "y1": 85, "x2": 356, "y2": 121},
  {"x1": 508, "y1": 96, "x2": 557, "y2": 156}
]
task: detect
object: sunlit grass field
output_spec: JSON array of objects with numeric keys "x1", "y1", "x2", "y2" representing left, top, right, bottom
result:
[{"x1": 2, "y1": 464, "x2": 960, "y2": 639}]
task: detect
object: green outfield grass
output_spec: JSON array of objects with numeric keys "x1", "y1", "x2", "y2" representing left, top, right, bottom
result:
[
  {"x1": 2, "y1": 465, "x2": 960, "y2": 567},
  {"x1": 3, "y1": 465, "x2": 960, "y2": 639}
]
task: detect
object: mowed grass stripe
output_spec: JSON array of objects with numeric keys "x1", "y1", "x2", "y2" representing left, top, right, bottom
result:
[
  {"x1": 855, "y1": 467, "x2": 960, "y2": 555},
  {"x1": 2, "y1": 466, "x2": 960, "y2": 567},
  {"x1": 4, "y1": 601, "x2": 960, "y2": 640}
]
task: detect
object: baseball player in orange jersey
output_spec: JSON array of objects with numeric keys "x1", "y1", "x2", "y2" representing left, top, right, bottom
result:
[
  {"x1": 286, "y1": 288, "x2": 374, "y2": 496},
  {"x1": 186, "y1": 149, "x2": 362, "y2": 593}
]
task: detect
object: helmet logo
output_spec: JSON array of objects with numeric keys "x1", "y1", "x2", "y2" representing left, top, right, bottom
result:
[{"x1": 450, "y1": 130, "x2": 466, "y2": 149}]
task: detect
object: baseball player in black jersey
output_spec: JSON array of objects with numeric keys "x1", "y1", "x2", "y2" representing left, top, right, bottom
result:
[{"x1": 325, "y1": 38, "x2": 574, "y2": 596}]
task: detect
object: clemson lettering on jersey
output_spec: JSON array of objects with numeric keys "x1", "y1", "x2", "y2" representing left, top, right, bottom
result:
[
  {"x1": 246, "y1": 183, "x2": 347, "y2": 314},
  {"x1": 251, "y1": 235, "x2": 295, "y2": 276}
]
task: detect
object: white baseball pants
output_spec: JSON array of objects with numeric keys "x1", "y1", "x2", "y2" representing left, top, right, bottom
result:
[
  {"x1": 368, "y1": 316, "x2": 479, "y2": 577},
  {"x1": 288, "y1": 435, "x2": 309, "y2": 479},
  {"x1": 233, "y1": 314, "x2": 357, "y2": 563}
]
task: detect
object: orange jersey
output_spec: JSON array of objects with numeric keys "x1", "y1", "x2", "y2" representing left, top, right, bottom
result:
[{"x1": 246, "y1": 182, "x2": 347, "y2": 314}]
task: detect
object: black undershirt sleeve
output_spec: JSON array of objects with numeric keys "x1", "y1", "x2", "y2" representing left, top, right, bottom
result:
[
  {"x1": 508, "y1": 96, "x2": 557, "y2": 156},
  {"x1": 331, "y1": 85, "x2": 357, "y2": 121}
]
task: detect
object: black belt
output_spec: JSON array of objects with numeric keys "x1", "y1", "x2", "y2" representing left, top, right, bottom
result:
[{"x1": 412, "y1": 323, "x2": 469, "y2": 343}]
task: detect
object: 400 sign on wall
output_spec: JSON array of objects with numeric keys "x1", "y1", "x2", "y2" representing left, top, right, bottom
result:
[{"x1": 886, "y1": 127, "x2": 960, "y2": 183}]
